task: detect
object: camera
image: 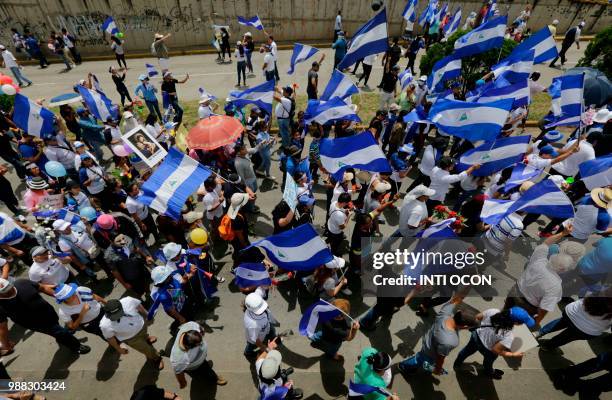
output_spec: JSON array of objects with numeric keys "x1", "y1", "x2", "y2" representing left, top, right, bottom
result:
[
  {"x1": 280, "y1": 367, "x2": 294, "y2": 381},
  {"x1": 371, "y1": 0, "x2": 384, "y2": 11}
]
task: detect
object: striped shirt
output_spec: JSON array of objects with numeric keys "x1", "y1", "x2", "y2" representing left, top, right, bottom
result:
[{"x1": 484, "y1": 213, "x2": 523, "y2": 255}]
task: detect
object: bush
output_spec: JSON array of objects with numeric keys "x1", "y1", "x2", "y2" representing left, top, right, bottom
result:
[
  {"x1": 577, "y1": 26, "x2": 612, "y2": 80},
  {"x1": 419, "y1": 30, "x2": 517, "y2": 93}
]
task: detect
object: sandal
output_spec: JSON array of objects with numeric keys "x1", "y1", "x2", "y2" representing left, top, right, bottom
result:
[{"x1": 146, "y1": 336, "x2": 157, "y2": 344}]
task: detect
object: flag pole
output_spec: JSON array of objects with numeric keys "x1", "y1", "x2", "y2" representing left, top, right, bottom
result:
[{"x1": 319, "y1": 298, "x2": 355, "y2": 322}]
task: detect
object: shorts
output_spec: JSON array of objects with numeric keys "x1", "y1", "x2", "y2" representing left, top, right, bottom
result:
[{"x1": 158, "y1": 58, "x2": 170, "y2": 71}]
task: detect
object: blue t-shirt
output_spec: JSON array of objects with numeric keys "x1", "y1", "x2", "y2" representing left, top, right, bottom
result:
[
  {"x1": 18, "y1": 143, "x2": 48, "y2": 169},
  {"x1": 577, "y1": 237, "x2": 612, "y2": 276},
  {"x1": 152, "y1": 274, "x2": 186, "y2": 313}
]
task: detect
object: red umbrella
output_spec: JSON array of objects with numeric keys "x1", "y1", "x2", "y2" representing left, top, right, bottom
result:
[{"x1": 186, "y1": 115, "x2": 244, "y2": 150}]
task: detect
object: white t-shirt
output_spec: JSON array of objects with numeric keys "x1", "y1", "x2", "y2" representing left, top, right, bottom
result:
[
  {"x1": 244, "y1": 310, "x2": 271, "y2": 344},
  {"x1": 111, "y1": 41, "x2": 124, "y2": 55},
  {"x1": 418, "y1": 145, "x2": 437, "y2": 176},
  {"x1": 29, "y1": 259, "x2": 70, "y2": 285},
  {"x1": 429, "y1": 167, "x2": 467, "y2": 202},
  {"x1": 202, "y1": 188, "x2": 224, "y2": 220},
  {"x1": 330, "y1": 183, "x2": 354, "y2": 204},
  {"x1": 99, "y1": 297, "x2": 145, "y2": 341},
  {"x1": 517, "y1": 244, "x2": 562, "y2": 312},
  {"x1": 565, "y1": 299, "x2": 612, "y2": 336},
  {"x1": 525, "y1": 153, "x2": 552, "y2": 170},
  {"x1": 1, "y1": 50, "x2": 18, "y2": 68},
  {"x1": 335, "y1": 14, "x2": 342, "y2": 30},
  {"x1": 270, "y1": 41, "x2": 278, "y2": 61},
  {"x1": 45, "y1": 145, "x2": 76, "y2": 170},
  {"x1": 263, "y1": 53, "x2": 275, "y2": 72},
  {"x1": 198, "y1": 105, "x2": 214, "y2": 119},
  {"x1": 58, "y1": 286, "x2": 102, "y2": 325},
  {"x1": 484, "y1": 213, "x2": 524, "y2": 255},
  {"x1": 170, "y1": 321, "x2": 208, "y2": 373},
  {"x1": 399, "y1": 198, "x2": 428, "y2": 237},
  {"x1": 570, "y1": 201, "x2": 608, "y2": 240},
  {"x1": 363, "y1": 54, "x2": 377, "y2": 66},
  {"x1": 58, "y1": 230, "x2": 97, "y2": 255},
  {"x1": 327, "y1": 202, "x2": 348, "y2": 235},
  {"x1": 477, "y1": 308, "x2": 514, "y2": 350},
  {"x1": 275, "y1": 97, "x2": 292, "y2": 119},
  {"x1": 554, "y1": 140, "x2": 595, "y2": 177},
  {"x1": 126, "y1": 194, "x2": 149, "y2": 220},
  {"x1": 234, "y1": 48, "x2": 246, "y2": 62}
]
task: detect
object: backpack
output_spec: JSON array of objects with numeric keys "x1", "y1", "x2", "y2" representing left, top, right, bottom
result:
[{"x1": 218, "y1": 214, "x2": 236, "y2": 241}]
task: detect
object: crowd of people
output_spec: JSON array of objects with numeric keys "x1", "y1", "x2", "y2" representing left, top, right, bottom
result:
[{"x1": 0, "y1": 3, "x2": 609, "y2": 400}]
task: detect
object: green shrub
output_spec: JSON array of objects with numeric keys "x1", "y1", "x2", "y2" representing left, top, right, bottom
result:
[{"x1": 577, "y1": 26, "x2": 612, "y2": 80}]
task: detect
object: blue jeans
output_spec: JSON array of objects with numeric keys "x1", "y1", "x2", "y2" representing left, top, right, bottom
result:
[
  {"x1": 454, "y1": 330, "x2": 498, "y2": 374},
  {"x1": 145, "y1": 99, "x2": 163, "y2": 121},
  {"x1": 399, "y1": 350, "x2": 434, "y2": 372},
  {"x1": 259, "y1": 149, "x2": 271, "y2": 175},
  {"x1": 169, "y1": 98, "x2": 183, "y2": 124},
  {"x1": 310, "y1": 331, "x2": 342, "y2": 357},
  {"x1": 245, "y1": 177, "x2": 258, "y2": 193},
  {"x1": 359, "y1": 306, "x2": 381, "y2": 329},
  {"x1": 10, "y1": 66, "x2": 31, "y2": 86},
  {"x1": 245, "y1": 51, "x2": 253, "y2": 72},
  {"x1": 277, "y1": 118, "x2": 291, "y2": 148}
]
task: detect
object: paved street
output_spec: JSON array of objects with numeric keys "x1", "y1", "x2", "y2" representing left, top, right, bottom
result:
[{"x1": 0, "y1": 43, "x2": 605, "y2": 400}]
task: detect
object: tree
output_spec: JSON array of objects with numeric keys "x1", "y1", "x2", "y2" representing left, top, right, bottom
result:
[
  {"x1": 419, "y1": 30, "x2": 517, "y2": 94},
  {"x1": 577, "y1": 26, "x2": 612, "y2": 80}
]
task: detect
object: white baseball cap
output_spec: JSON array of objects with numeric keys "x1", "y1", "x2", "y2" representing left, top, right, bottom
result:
[
  {"x1": 245, "y1": 292, "x2": 268, "y2": 315},
  {"x1": 162, "y1": 242, "x2": 183, "y2": 260},
  {"x1": 408, "y1": 184, "x2": 435, "y2": 198},
  {"x1": 52, "y1": 220, "x2": 71, "y2": 232},
  {"x1": 228, "y1": 193, "x2": 250, "y2": 220},
  {"x1": 325, "y1": 256, "x2": 346, "y2": 269},
  {"x1": 260, "y1": 350, "x2": 282, "y2": 379}
]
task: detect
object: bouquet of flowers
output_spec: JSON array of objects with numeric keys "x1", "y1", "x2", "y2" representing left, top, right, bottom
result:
[{"x1": 432, "y1": 204, "x2": 465, "y2": 230}]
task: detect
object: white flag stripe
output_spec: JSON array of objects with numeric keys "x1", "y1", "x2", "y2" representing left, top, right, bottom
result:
[
  {"x1": 347, "y1": 23, "x2": 387, "y2": 54},
  {"x1": 433, "y1": 105, "x2": 509, "y2": 126},
  {"x1": 149, "y1": 155, "x2": 200, "y2": 214},
  {"x1": 461, "y1": 142, "x2": 529, "y2": 164},
  {"x1": 320, "y1": 144, "x2": 385, "y2": 174},
  {"x1": 304, "y1": 304, "x2": 337, "y2": 337},
  {"x1": 481, "y1": 200, "x2": 514, "y2": 220},
  {"x1": 256, "y1": 235, "x2": 328, "y2": 263},
  {"x1": 27, "y1": 102, "x2": 44, "y2": 136}
]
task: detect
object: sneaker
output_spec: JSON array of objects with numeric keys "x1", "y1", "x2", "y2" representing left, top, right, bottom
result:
[
  {"x1": 533, "y1": 330, "x2": 543, "y2": 339},
  {"x1": 216, "y1": 376, "x2": 228, "y2": 385},
  {"x1": 341, "y1": 288, "x2": 352, "y2": 296},
  {"x1": 484, "y1": 369, "x2": 504, "y2": 380},
  {"x1": 217, "y1": 276, "x2": 226, "y2": 283},
  {"x1": 78, "y1": 344, "x2": 91, "y2": 354},
  {"x1": 265, "y1": 175, "x2": 277, "y2": 181},
  {"x1": 288, "y1": 389, "x2": 303, "y2": 400}
]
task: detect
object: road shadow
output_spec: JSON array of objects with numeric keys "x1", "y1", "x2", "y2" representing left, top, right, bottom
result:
[
  {"x1": 131, "y1": 358, "x2": 161, "y2": 393},
  {"x1": 95, "y1": 345, "x2": 120, "y2": 381},
  {"x1": 319, "y1": 355, "x2": 346, "y2": 397},
  {"x1": 455, "y1": 364, "x2": 500, "y2": 400},
  {"x1": 43, "y1": 346, "x2": 79, "y2": 380},
  {"x1": 394, "y1": 366, "x2": 446, "y2": 400}
]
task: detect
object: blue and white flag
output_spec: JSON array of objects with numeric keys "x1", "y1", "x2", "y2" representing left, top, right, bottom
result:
[
  {"x1": 139, "y1": 147, "x2": 212, "y2": 220},
  {"x1": 548, "y1": 77, "x2": 562, "y2": 116},
  {"x1": 299, "y1": 300, "x2": 342, "y2": 338},
  {"x1": 492, "y1": 50, "x2": 534, "y2": 83},
  {"x1": 198, "y1": 87, "x2": 217, "y2": 101},
  {"x1": 579, "y1": 155, "x2": 612, "y2": 191},
  {"x1": 33, "y1": 208, "x2": 81, "y2": 225},
  {"x1": 483, "y1": 0, "x2": 498, "y2": 23},
  {"x1": 237, "y1": 15, "x2": 264, "y2": 31},
  {"x1": 321, "y1": 69, "x2": 359, "y2": 101},
  {"x1": 287, "y1": 43, "x2": 319, "y2": 75},
  {"x1": 503, "y1": 163, "x2": 542, "y2": 193},
  {"x1": 444, "y1": 8, "x2": 462, "y2": 36},
  {"x1": 304, "y1": 97, "x2": 361, "y2": 126},
  {"x1": 416, "y1": 218, "x2": 457, "y2": 238},
  {"x1": 457, "y1": 135, "x2": 531, "y2": 176},
  {"x1": 427, "y1": 55, "x2": 461, "y2": 93},
  {"x1": 434, "y1": 2, "x2": 448, "y2": 24},
  {"x1": 481, "y1": 179, "x2": 574, "y2": 225},
  {"x1": 509, "y1": 26, "x2": 558, "y2": 64},
  {"x1": 228, "y1": 80, "x2": 275, "y2": 115},
  {"x1": 248, "y1": 224, "x2": 333, "y2": 271},
  {"x1": 419, "y1": 0, "x2": 438, "y2": 26},
  {"x1": 76, "y1": 86, "x2": 118, "y2": 122},
  {"x1": 403, "y1": 105, "x2": 429, "y2": 123},
  {"x1": 545, "y1": 73, "x2": 584, "y2": 128},
  {"x1": 101, "y1": 17, "x2": 119, "y2": 35},
  {"x1": 429, "y1": 98, "x2": 513, "y2": 142},
  {"x1": 13, "y1": 94, "x2": 55, "y2": 138},
  {"x1": 403, "y1": 0, "x2": 418, "y2": 22},
  {"x1": 348, "y1": 381, "x2": 390, "y2": 397},
  {"x1": 337, "y1": 8, "x2": 388, "y2": 71},
  {"x1": 399, "y1": 69, "x2": 413, "y2": 90},
  {"x1": 233, "y1": 263, "x2": 272, "y2": 289},
  {"x1": 319, "y1": 132, "x2": 391, "y2": 180},
  {"x1": 260, "y1": 386, "x2": 289, "y2": 400},
  {"x1": 145, "y1": 63, "x2": 158, "y2": 77},
  {"x1": 475, "y1": 78, "x2": 530, "y2": 108},
  {"x1": 453, "y1": 15, "x2": 507, "y2": 58}
]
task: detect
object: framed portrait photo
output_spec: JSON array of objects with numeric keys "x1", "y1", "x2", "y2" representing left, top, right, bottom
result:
[{"x1": 122, "y1": 125, "x2": 168, "y2": 167}]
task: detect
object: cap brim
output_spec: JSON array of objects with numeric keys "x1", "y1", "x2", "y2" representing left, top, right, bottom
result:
[{"x1": 253, "y1": 300, "x2": 268, "y2": 315}]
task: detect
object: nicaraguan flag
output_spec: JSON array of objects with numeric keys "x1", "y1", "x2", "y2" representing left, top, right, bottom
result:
[
  {"x1": 320, "y1": 69, "x2": 359, "y2": 101},
  {"x1": 416, "y1": 218, "x2": 457, "y2": 238},
  {"x1": 102, "y1": 17, "x2": 119, "y2": 35},
  {"x1": 304, "y1": 97, "x2": 361, "y2": 126},
  {"x1": 299, "y1": 300, "x2": 342, "y2": 338},
  {"x1": 457, "y1": 135, "x2": 531, "y2": 176},
  {"x1": 399, "y1": 69, "x2": 413, "y2": 90},
  {"x1": 453, "y1": 15, "x2": 507, "y2": 58},
  {"x1": 433, "y1": 2, "x2": 448, "y2": 24},
  {"x1": 427, "y1": 89, "x2": 455, "y2": 104},
  {"x1": 546, "y1": 73, "x2": 584, "y2": 128},
  {"x1": 287, "y1": 43, "x2": 319, "y2": 75},
  {"x1": 492, "y1": 50, "x2": 534, "y2": 83},
  {"x1": 139, "y1": 147, "x2": 212, "y2": 220},
  {"x1": 13, "y1": 94, "x2": 55, "y2": 137},
  {"x1": 260, "y1": 386, "x2": 289, "y2": 400},
  {"x1": 198, "y1": 87, "x2": 217, "y2": 101},
  {"x1": 319, "y1": 132, "x2": 391, "y2": 180},
  {"x1": 403, "y1": 105, "x2": 429, "y2": 124},
  {"x1": 337, "y1": 8, "x2": 388, "y2": 70},
  {"x1": 427, "y1": 55, "x2": 461, "y2": 93},
  {"x1": 233, "y1": 263, "x2": 271, "y2": 289},
  {"x1": 237, "y1": 15, "x2": 264, "y2": 31},
  {"x1": 33, "y1": 208, "x2": 81, "y2": 225},
  {"x1": 248, "y1": 224, "x2": 334, "y2": 271},
  {"x1": 481, "y1": 179, "x2": 574, "y2": 225},
  {"x1": 503, "y1": 163, "x2": 542, "y2": 193},
  {"x1": 402, "y1": 0, "x2": 418, "y2": 22},
  {"x1": 475, "y1": 78, "x2": 530, "y2": 108},
  {"x1": 145, "y1": 63, "x2": 158, "y2": 77},
  {"x1": 348, "y1": 381, "x2": 390, "y2": 397},
  {"x1": 419, "y1": 0, "x2": 437, "y2": 25},
  {"x1": 76, "y1": 86, "x2": 118, "y2": 122},
  {"x1": 483, "y1": 0, "x2": 498, "y2": 23},
  {"x1": 228, "y1": 80, "x2": 275, "y2": 115},
  {"x1": 429, "y1": 98, "x2": 513, "y2": 142},
  {"x1": 509, "y1": 26, "x2": 558, "y2": 64},
  {"x1": 444, "y1": 8, "x2": 462, "y2": 36},
  {"x1": 579, "y1": 155, "x2": 612, "y2": 191}
]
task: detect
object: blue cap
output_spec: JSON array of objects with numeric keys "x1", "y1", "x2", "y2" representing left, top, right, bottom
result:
[
  {"x1": 539, "y1": 145, "x2": 559, "y2": 157},
  {"x1": 476, "y1": 79, "x2": 486, "y2": 87},
  {"x1": 42, "y1": 132, "x2": 56, "y2": 141},
  {"x1": 298, "y1": 195, "x2": 316, "y2": 206},
  {"x1": 80, "y1": 153, "x2": 92, "y2": 160},
  {"x1": 53, "y1": 283, "x2": 77, "y2": 303},
  {"x1": 509, "y1": 306, "x2": 535, "y2": 328},
  {"x1": 76, "y1": 107, "x2": 86, "y2": 115},
  {"x1": 543, "y1": 130, "x2": 563, "y2": 143},
  {"x1": 79, "y1": 206, "x2": 98, "y2": 222}
]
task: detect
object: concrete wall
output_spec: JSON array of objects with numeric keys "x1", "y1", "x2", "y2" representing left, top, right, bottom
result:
[{"x1": 0, "y1": 0, "x2": 609, "y2": 55}]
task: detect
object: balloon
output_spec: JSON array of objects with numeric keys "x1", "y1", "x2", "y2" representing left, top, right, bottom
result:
[
  {"x1": 123, "y1": 143, "x2": 133, "y2": 154},
  {"x1": 117, "y1": 32, "x2": 124, "y2": 38},
  {"x1": 0, "y1": 76, "x2": 13, "y2": 85},
  {"x1": 112, "y1": 143, "x2": 129, "y2": 157},
  {"x1": 45, "y1": 160, "x2": 67, "y2": 177},
  {"x1": 1, "y1": 84, "x2": 16, "y2": 96},
  {"x1": 79, "y1": 206, "x2": 98, "y2": 222},
  {"x1": 189, "y1": 228, "x2": 208, "y2": 245}
]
